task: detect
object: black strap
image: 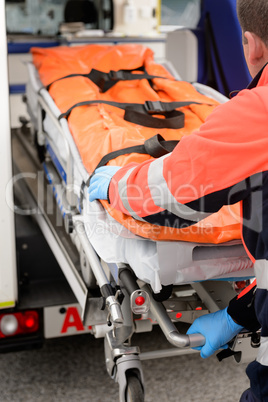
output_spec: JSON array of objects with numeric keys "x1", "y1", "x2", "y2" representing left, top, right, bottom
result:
[
  {"x1": 46, "y1": 66, "x2": 169, "y2": 93},
  {"x1": 216, "y1": 348, "x2": 239, "y2": 362},
  {"x1": 144, "y1": 133, "x2": 178, "y2": 157},
  {"x1": 46, "y1": 73, "x2": 87, "y2": 91},
  {"x1": 124, "y1": 106, "x2": 185, "y2": 129},
  {"x1": 79, "y1": 180, "x2": 86, "y2": 211},
  {"x1": 89, "y1": 67, "x2": 169, "y2": 92},
  {"x1": 85, "y1": 134, "x2": 179, "y2": 186},
  {"x1": 58, "y1": 99, "x2": 205, "y2": 130}
]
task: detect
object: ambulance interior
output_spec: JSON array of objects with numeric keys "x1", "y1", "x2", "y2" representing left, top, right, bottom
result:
[{"x1": 1, "y1": 1, "x2": 257, "y2": 400}]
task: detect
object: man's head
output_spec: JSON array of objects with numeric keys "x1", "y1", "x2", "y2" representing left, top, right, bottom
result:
[
  {"x1": 237, "y1": 0, "x2": 268, "y2": 46},
  {"x1": 237, "y1": 0, "x2": 268, "y2": 77}
]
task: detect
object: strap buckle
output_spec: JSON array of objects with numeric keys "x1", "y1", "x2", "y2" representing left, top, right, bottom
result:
[
  {"x1": 144, "y1": 100, "x2": 165, "y2": 115},
  {"x1": 108, "y1": 70, "x2": 125, "y2": 81}
]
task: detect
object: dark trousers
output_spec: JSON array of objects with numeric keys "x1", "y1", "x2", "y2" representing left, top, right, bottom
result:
[{"x1": 240, "y1": 388, "x2": 261, "y2": 402}]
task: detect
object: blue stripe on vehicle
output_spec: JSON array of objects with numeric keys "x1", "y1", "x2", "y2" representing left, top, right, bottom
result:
[{"x1": 45, "y1": 140, "x2": 67, "y2": 184}]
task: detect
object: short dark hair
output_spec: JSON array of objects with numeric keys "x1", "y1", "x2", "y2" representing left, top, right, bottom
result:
[{"x1": 237, "y1": 0, "x2": 268, "y2": 45}]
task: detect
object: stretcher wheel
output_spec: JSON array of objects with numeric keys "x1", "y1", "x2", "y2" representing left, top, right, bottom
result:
[{"x1": 125, "y1": 374, "x2": 144, "y2": 402}]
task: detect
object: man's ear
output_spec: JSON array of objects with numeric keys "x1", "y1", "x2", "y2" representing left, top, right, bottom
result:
[{"x1": 244, "y1": 31, "x2": 265, "y2": 65}]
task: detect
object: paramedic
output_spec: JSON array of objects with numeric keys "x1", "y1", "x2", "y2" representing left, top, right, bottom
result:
[{"x1": 89, "y1": 0, "x2": 268, "y2": 400}]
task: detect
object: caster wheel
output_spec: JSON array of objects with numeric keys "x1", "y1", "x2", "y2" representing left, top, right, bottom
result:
[{"x1": 125, "y1": 375, "x2": 144, "y2": 402}]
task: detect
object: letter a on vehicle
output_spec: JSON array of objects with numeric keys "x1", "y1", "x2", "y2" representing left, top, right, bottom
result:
[{"x1": 61, "y1": 307, "x2": 84, "y2": 334}]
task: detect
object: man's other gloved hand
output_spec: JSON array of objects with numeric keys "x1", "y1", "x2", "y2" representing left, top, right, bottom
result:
[
  {"x1": 186, "y1": 307, "x2": 243, "y2": 358},
  {"x1": 88, "y1": 166, "x2": 121, "y2": 202}
]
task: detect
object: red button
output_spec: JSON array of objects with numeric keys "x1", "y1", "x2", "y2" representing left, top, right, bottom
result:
[
  {"x1": 135, "y1": 296, "x2": 145, "y2": 306},
  {"x1": 176, "y1": 312, "x2": 182, "y2": 319}
]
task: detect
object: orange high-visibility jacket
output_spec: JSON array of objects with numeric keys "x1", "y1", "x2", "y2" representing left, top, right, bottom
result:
[{"x1": 31, "y1": 43, "x2": 240, "y2": 243}]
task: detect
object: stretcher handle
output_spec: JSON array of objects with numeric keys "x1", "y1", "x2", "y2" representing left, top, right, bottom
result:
[
  {"x1": 73, "y1": 218, "x2": 124, "y2": 327},
  {"x1": 142, "y1": 284, "x2": 206, "y2": 348},
  {"x1": 171, "y1": 332, "x2": 206, "y2": 349}
]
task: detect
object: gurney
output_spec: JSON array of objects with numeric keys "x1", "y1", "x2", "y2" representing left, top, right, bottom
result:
[{"x1": 23, "y1": 43, "x2": 255, "y2": 401}]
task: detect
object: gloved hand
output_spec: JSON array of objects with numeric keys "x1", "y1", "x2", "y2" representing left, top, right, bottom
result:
[
  {"x1": 186, "y1": 307, "x2": 243, "y2": 359},
  {"x1": 88, "y1": 166, "x2": 121, "y2": 202}
]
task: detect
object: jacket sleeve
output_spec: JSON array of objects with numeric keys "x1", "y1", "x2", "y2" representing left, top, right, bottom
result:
[
  {"x1": 227, "y1": 280, "x2": 260, "y2": 331},
  {"x1": 108, "y1": 88, "x2": 267, "y2": 227}
]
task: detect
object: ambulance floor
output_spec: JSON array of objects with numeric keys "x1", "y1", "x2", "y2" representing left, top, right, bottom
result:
[{"x1": 0, "y1": 325, "x2": 250, "y2": 402}]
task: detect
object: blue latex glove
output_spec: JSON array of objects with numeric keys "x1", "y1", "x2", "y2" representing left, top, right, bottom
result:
[
  {"x1": 186, "y1": 307, "x2": 243, "y2": 359},
  {"x1": 88, "y1": 166, "x2": 121, "y2": 202}
]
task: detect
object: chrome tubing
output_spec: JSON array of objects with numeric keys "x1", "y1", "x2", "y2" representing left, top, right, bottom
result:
[
  {"x1": 142, "y1": 284, "x2": 206, "y2": 348},
  {"x1": 73, "y1": 217, "x2": 124, "y2": 326}
]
